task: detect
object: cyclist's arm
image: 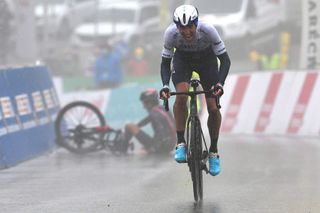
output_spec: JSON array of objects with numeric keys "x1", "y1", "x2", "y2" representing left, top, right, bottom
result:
[
  {"x1": 204, "y1": 23, "x2": 231, "y2": 86},
  {"x1": 160, "y1": 56, "x2": 172, "y2": 86},
  {"x1": 160, "y1": 26, "x2": 175, "y2": 86},
  {"x1": 137, "y1": 116, "x2": 151, "y2": 127},
  {"x1": 217, "y1": 52, "x2": 231, "y2": 86}
]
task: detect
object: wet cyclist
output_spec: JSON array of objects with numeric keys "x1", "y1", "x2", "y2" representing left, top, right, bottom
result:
[
  {"x1": 159, "y1": 5, "x2": 231, "y2": 176},
  {"x1": 121, "y1": 88, "x2": 176, "y2": 155}
]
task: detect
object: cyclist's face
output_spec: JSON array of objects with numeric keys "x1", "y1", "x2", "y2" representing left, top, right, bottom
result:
[
  {"x1": 143, "y1": 102, "x2": 153, "y2": 111},
  {"x1": 177, "y1": 24, "x2": 196, "y2": 41}
]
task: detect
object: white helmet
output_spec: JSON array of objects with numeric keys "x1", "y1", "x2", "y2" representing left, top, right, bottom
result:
[{"x1": 173, "y1": 5, "x2": 199, "y2": 27}]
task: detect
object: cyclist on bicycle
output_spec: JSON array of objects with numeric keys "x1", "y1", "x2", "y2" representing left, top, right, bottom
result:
[
  {"x1": 121, "y1": 88, "x2": 176, "y2": 155},
  {"x1": 159, "y1": 5, "x2": 231, "y2": 176}
]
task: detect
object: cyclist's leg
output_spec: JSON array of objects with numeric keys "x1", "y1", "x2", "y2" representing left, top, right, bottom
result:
[
  {"x1": 172, "y1": 56, "x2": 193, "y2": 144},
  {"x1": 197, "y1": 58, "x2": 221, "y2": 176},
  {"x1": 125, "y1": 123, "x2": 154, "y2": 152},
  {"x1": 172, "y1": 57, "x2": 193, "y2": 162},
  {"x1": 196, "y1": 56, "x2": 220, "y2": 153},
  {"x1": 121, "y1": 123, "x2": 138, "y2": 152},
  {"x1": 205, "y1": 97, "x2": 222, "y2": 176},
  {"x1": 173, "y1": 82, "x2": 189, "y2": 140},
  {"x1": 206, "y1": 98, "x2": 221, "y2": 153},
  {"x1": 134, "y1": 131, "x2": 155, "y2": 152}
]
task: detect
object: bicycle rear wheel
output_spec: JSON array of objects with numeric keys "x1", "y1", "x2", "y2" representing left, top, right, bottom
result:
[
  {"x1": 55, "y1": 101, "x2": 106, "y2": 154},
  {"x1": 189, "y1": 118, "x2": 203, "y2": 202}
]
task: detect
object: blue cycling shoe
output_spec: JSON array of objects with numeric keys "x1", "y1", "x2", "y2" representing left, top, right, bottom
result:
[
  {"x1": 175, "y1": 143, "x2": 187, "y2": 163},
  {"x1": 209, "y1": 153, "x2": 220, "y2": 176}
]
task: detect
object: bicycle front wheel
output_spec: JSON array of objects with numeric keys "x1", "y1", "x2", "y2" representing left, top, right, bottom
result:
[
  {"x1": 55, "y1": 101, "x2": 106, "y2": 154},
  {"x1": 189, "y1": 118, "x2": 203, "y2": 202}
]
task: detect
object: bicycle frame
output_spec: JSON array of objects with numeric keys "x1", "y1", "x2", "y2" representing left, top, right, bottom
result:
[
  {"x1": 55, "y1": 101, "x2": 127, "y2": 154},
  {"x1": 164, "y1": 79, "x2": 220, "y2": 202}
]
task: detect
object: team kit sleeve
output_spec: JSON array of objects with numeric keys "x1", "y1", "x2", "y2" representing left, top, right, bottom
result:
[
  {"x1": 160, "y1": 27, "x2": 174, "y2": 87},
  {"x1": 206, "y1": 24, "x2": 231, "y2": 85},
  {"x1": 137, "y1": 116, "x2": 151, "y2": 127}
]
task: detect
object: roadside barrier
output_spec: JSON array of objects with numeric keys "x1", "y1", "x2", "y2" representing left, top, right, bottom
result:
[
  {"x1": 201, "y1": 70, "x2": 320, "y2": 136},
  {"x1": 0, "y1": 66, "x2": 59, "y2": 169},
  {"x1": 56, "y1": 70, "x2": 320, "y2": 137}
]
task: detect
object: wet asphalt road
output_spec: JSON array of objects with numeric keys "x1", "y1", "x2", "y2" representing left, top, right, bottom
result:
[{"x1": 0, "y1": 135, "x2": 319, "y2": 213}]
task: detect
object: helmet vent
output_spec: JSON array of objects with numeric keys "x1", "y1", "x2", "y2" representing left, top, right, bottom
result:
[{"x1": 173, "y1": 5, "x2": 198, "y2": 27}]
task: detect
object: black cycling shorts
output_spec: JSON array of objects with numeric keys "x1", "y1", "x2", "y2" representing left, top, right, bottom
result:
[{"x1": 172, "y1": 50, "x2": 219, "y2": 98}]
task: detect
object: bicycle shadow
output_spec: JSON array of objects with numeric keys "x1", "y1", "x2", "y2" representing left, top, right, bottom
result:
[
  {"x1": 176, "y1": 201, "x2": 222, "y2": 213},
  {"x1": 198, "y1": 201, "x2": 222, "y2": 213}
]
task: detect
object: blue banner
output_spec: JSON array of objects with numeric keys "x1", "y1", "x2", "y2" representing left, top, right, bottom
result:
[{"x1": 0, "y1": 66, "x2": 59, "y2": 169}]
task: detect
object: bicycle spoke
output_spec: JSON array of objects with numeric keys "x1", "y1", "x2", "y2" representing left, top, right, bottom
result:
[{"x1": 55, "y1": 101, "x2": 106, "y2": 154}]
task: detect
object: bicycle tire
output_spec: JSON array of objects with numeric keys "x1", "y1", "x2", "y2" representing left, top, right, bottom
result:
[
  {"x1": 55, "y1": 101, "x2": 106, "y2": 154},
  {"x1": 189, "y1": 117, "x2": 203, "y2": 202},
  {"x1": 196, "y1": 118, "x2": 204, "y2": 201}
]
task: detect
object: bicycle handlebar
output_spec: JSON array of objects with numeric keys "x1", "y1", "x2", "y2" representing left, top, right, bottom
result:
[{"x1": 163, "y1": 89, "x2": 221, "y2": 111}]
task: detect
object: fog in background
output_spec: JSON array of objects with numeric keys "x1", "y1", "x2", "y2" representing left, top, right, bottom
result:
[{"x1": 0, "y1": 0, "x2": 313, "y2": 91}]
